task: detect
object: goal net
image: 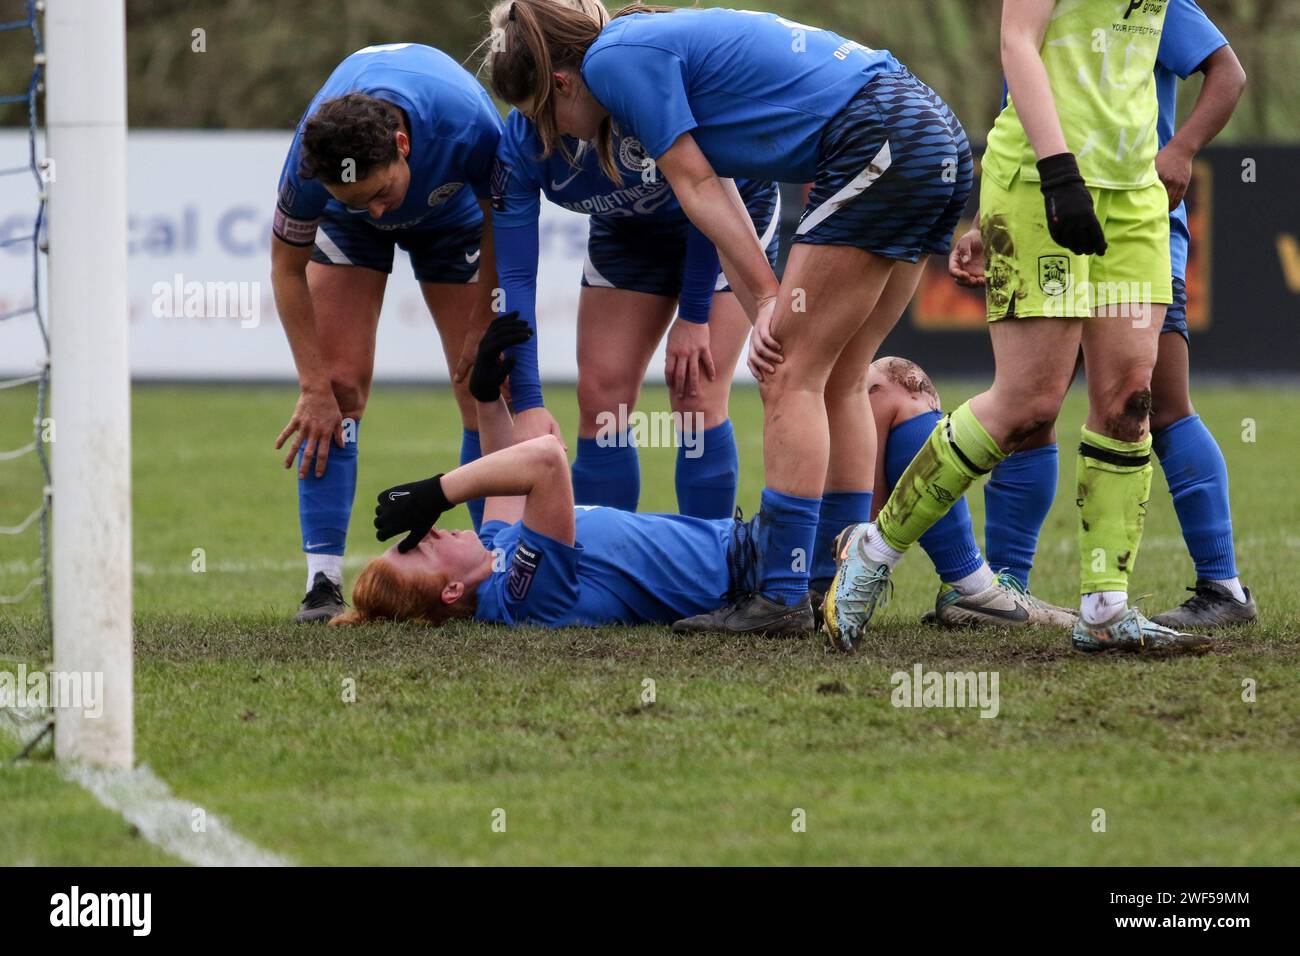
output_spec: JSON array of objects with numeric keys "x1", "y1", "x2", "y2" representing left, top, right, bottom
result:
[{"x1": 0, "y1": 0, "x2": 132, "y2": 768}]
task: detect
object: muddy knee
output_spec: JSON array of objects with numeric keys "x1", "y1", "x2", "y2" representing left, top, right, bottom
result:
[{"x1": 1102, "y1": 387, "x2": 1153, "y2": 442}]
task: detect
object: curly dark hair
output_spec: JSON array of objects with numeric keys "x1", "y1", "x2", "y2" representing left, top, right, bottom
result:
[{"x1": 298, "y1": 93, "x2": 404, "y2": 184}]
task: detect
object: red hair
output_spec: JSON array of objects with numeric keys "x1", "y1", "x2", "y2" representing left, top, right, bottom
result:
[{"x1": 331, "y1": 556, "x2": 477, "y2": 626}]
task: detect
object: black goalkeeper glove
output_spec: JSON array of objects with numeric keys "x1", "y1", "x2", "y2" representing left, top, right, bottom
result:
[
  {"x1": 374, "y1": 473, "x2": 451, "y2": 553},
  {"x1": 1037, "y1": 152, "x2": 1108, "y2": 257},
  {"x1": 468, "y1": 311, "x2": 534, "y2": 403}
]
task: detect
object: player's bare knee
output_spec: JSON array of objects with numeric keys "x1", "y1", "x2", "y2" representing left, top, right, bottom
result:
[
  {"x1": 1004, "y1": 396, "x2": 1062, "y2": 446},
  {"x1": 1005, "y1": 418, "x2": 1057, "y2": 447},
  {"x1": 1016, "y1": 419, "x2": 1059, "y2": 450},
  {"x1": 1102, "y1": 386, "x2": 1154, "y2": 443},
  {"x1": 756, "y1": 368, "x2": 788, "y2": 405},
  {"x1": 330, "y1": 378, "x2": 369, "y2": 419},
  {"x1": 576, "y1": 374, "x2": 632, "y2": 423},
  {"x1": 670, "y1": 391, "x2": 726, "y2": 428},
  {"x1": 759, "y1": 355, "x2": 822, "y2": 404},
  {"x1": 668, "y1": 387, "x2": 706, "y2": 415}
]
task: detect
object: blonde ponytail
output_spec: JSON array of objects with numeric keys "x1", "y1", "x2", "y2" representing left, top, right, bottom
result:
[{"x1": 483, "y1": 0, "x2": 626, "y2": 182}]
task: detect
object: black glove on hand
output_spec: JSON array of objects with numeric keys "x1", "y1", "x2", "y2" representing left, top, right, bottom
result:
[
  {"x1": 374, "y1": 473, "x2": 451, "y2": 553},
  {"x1": 468, "y1": 311, "x2": 534, "y2": 403},
  {"x1": 1037, "y1": 152, "x2": 1108, "y2": 257}
]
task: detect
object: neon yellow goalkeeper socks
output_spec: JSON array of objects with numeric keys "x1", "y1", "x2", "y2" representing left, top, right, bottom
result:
[
  {"x1": 877, "y1": 400, "x2": 1006, "y2": 553},
  {"x1": 1077, "y1": 426, "x2": 1153, "y2": 595}
]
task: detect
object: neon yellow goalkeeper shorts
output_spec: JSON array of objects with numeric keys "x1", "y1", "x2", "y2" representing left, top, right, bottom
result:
[{"x1": 980, "y1": 170, "x2": 1172, "y2": 321}]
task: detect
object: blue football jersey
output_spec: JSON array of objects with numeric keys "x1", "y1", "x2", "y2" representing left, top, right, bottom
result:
[
  {"x1": 475, "y1": 507, "x2": 733, "y2": 627},
  {"x1": 581, "y1": 8, "x2": 901, "y2": 183},
  {"x1": 489, "y1": 106, "x2": 773, "y2": 411},
  {"x1": 491, "y1": 108, "x2": 681, "y2": 228},
  {"x1": 1155, "y1": 0, "x2": 1228, "y2": 281},
  {"x1": 274, "y1": 43, "x2": 502, "y2": 245}
]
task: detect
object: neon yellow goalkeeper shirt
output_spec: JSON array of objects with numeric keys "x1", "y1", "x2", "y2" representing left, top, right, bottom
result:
[{"x1": 982, "y1": 0, "x2": 1170, "y2": 191}]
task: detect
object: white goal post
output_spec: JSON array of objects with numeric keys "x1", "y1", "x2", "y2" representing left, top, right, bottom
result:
[{"x1": 47, "y1": 0, "x2": 133, "y2": 767}]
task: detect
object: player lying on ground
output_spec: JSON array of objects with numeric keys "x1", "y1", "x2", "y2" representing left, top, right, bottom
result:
[
  {"x1": 333, "y1": 316, "x2": 760, "y2": 628},
  {"x1": 824, "y1": 0, "x2": 1212, "y2": 655},
  {"x1": 485, "y1": 0, "x2": 779, "y2": 522},
  {"x1": 271, "y1": 43, "x2": 502, "y2": 623},
  {"x1": 488, "y1": 2, "x2": 973, "y2": 638},
  {"x1": 947, "y1": 0, "x2": 1253, "y2": 630}
]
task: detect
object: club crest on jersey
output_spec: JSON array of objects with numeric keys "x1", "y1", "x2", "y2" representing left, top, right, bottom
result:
[
  {"x1": 618, "y1": 136, "x2": 649, "y2": 173},
  {"x1": 507, "y1": 543, "x2": 542, "y2": 601},
  {"x1": 427, "y1": 182, "x2": 464, "y2": 207},
  {"x1": 1038, "y1": 255, "x2": 1071, "y2": 296}
]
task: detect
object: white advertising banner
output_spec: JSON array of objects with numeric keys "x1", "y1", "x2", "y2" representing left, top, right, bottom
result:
[{"x1": 0, "y1": 129, "x2": 682, "y2": 383}]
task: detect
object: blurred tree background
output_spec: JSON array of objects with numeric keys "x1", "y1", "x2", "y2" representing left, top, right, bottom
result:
[{"x1": 0, "y1": 0, "x2": 1295, "y2": 139}]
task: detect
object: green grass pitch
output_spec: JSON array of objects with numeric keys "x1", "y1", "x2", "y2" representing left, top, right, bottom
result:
[{"x1": 2, "y1": 380, "x2": 1298, "y2": 865}]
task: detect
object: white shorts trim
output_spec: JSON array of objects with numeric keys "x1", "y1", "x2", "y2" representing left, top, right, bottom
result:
[
  {"x1": 715, "y1": 189, "x2": 783, "y2": 292},
  {"x1": 796, "y1": 140, "x2": 892, "y2": 237},
  {"x1": 313, "y1": 227, "x2": 353, "y2": 266},
  {"x1": 582, "y1": 253, "x2": 615, "y2": 288}
]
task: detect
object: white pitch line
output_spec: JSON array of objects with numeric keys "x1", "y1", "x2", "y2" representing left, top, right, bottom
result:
[
  {"x1": 62, "y1": 763, "x2": 293, "y2": 868},
  {"x1": 2, "y1": 714, "x2": 292, "y2": 867}
]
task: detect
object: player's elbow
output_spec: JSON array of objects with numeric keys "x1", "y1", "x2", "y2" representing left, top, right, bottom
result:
[
  {"x1": 528, "y1": 434, "x2": 568, "y2": 475},
  {"x1": 999, "y1": 29, "x2": 1037, "y2": 75},
  {"x1": 1206, "y1": 46, "x2": 1247, "y2": 100},
  {"x1": 1228, "y1": 59, "x2": 1247, "y2": 99},
  {"x1": 658, "y1": 137, "x2": 717, "y2": 204},
  {"x1": 270, "y1": 236, "x2": 310, "y2": 282},
  {"x1": 665, "y1": 170, "x2": 712, "y2": 214}
]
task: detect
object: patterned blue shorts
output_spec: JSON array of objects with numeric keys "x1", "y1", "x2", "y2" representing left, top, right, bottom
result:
[
  {"x1": 581, "y1": 180, "x2": 781, "y2": 296},
  {"x1": 1162, "y1": 276, "x2": 1189, "y2": 341},
  {"x1": 309, "y1": 206, "x2": 483, "y2": 285},
  {"x1": 795, "y1": 69, "x2": 973, "y2": 262}
]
